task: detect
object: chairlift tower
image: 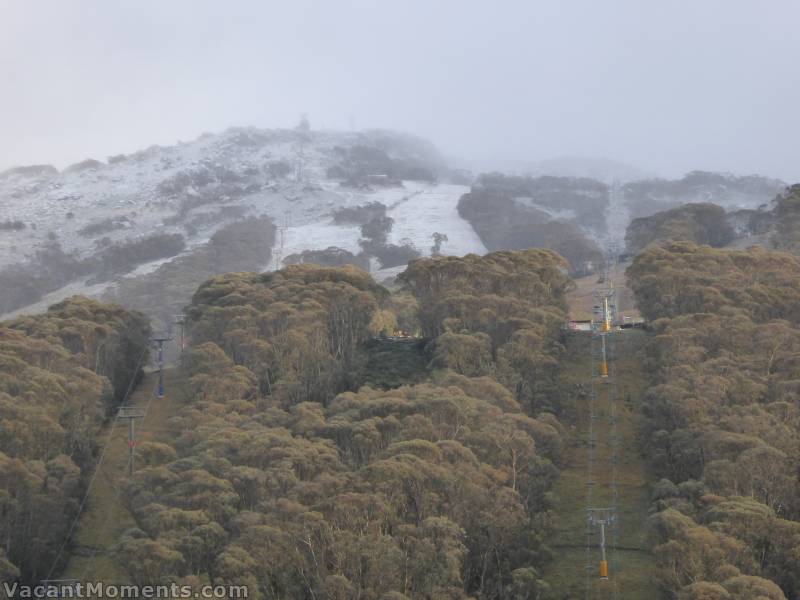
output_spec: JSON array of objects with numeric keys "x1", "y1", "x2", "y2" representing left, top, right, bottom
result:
[
  {"x1": 586, "y1": 265, "x2": 621, "y2": 598},
  {"x1": 594, "y1": 280, "x2": 616, "y2": 379},
  {"x1": 587, "y1": 508, "x2": 616, "y2": 579},
  {"x1": 273, "y1": 210, "x2": 290, "y2": 270},
  {"x1": 600, "y1": 333, "x2": 609, "y2": 378},
  {"x1": 173, "y1": 314, "x2": 187, "y2": 363},
  {"x1": 117, "y1": 406, "x2": 145, "y2": 476},
  {"x1": 151, "y1": 334, "x2": 172, "y2": 398}
]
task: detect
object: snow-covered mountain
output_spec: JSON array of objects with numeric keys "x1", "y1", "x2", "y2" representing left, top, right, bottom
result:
[
  {"x1": 0, "y1": 128, "x2": 453, "y2": 267},
  {"x1": 0, "y1": 127, "x2": 484, "y2": 320},
  {"x1": 0, "y1": 125, "x2": 787, "y2": 325}
]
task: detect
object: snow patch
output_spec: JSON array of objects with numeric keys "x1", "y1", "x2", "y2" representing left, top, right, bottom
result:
[
  {"x1": 266, "y1": 182, "x2": 487, "y2": 272},
  {"x1": 386, "y1": 183, "x2": 487, "y2": 257}
]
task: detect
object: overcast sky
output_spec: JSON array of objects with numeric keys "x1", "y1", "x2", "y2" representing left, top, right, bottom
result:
[{"x1": 2, "y1": 1, "x2": 799, "y2": 181}]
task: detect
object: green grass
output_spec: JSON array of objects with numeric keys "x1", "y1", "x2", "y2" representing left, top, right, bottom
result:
[
  {"x1": 61, "y1": 369, "x2": 186, "y2": 582},
  {"x1": 542, "y1": 330, "x2": 660, "y2": 599}
]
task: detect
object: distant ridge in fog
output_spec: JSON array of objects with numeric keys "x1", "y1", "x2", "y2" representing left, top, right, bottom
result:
[{"x1": 453, "y1": 156, "x2": 655, "y2": 183}]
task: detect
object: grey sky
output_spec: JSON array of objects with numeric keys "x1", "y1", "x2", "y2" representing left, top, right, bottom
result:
[{"x1": 2, "y1": 0, "x2": 799, "y2": 181}]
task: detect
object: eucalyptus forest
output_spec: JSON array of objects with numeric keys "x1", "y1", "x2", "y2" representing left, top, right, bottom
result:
[{"x1": 2, "y1": 214, "x2": 800, "y2": 600}]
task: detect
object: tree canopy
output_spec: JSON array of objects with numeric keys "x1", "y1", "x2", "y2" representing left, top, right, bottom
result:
[
  {"x1": 0, "y1": 296, "x2": 150, "y2": 582},
  {"x1": 104, "y1": 255, "x2": 573, "y2": 598},
  {"x1": 399, "y1": 250, "x2": 571, "y2": 413},
  {"x1": 626, "y1": 241, "x2": 800, "y2": 322},
  {"x1": 625, "y1": 203, "x2": 734, "y2": 254},
  {"x1": 186, "y1": 264, "x2": 387, "y2": 405},
  {"x1": 457, "y1": 174, "x2": 606, "y2": 275},
  {"x1": 117, "y1": 327, "x2": 563, "y2": 598},
  {"x1": 628, "y1": 242, "x2": 800, "y2": 599}
]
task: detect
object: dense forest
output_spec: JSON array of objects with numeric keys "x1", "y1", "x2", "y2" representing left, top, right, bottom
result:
[
  {"x1": 6, "y1": 223, "x2": 800, "y2": 599},
  {"x1": 457, "y1": 175, "x2": 604, "y2": 275},
  {"x1": 625, "y1": 203, "x2": 734, "y2": 254},
  {"x1": 628, "y1": 242, "x2": 800, "y2": 599},
  {"x1": 398, "y1": 250, "x2": 571, "y2": 413},
  {"x1": 468, "y1": 174, "x2": 610, "y2": 233},
  {"x1": 106, "y1": 253, "x2": 571, "y2": 599},
  {"x1": 0, "y1": 297, "x2": 150, "y2": 582},
  {"x1": 5, "y1": 3, "x2": 800, "y2": 595},
  {"x1": 771, "y1": 184, "x2": 800, "y2": 254}
]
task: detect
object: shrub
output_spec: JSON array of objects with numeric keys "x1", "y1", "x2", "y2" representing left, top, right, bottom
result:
[
  {"x1": 266, "y1": 160, "x2": 292, "y2": 179},
  {"x1": 79, "y1": 217, "x2": 130, "y2": 237},
  {"x1": 0, "y1": 220, "x2": 26, "y2": 231}
]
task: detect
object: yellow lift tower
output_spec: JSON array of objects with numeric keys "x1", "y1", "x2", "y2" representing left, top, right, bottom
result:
[
  {"x1": 600, "y1": 334, "x2": 609, "y2": 378},
  {"x1": 595, "y1": 280, "x2": 615, "y2": 377},
  {"x1": 588, "y1": 508, "x2": 616, "y2": 580}
]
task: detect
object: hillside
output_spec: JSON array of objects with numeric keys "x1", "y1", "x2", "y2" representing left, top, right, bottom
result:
[
  {"x1": 16, "y1": 249, "x2": 672, "y2": 600},
  {"x1": 15, "y1": 240, "x2": 800, "y2": 598},
  {"x1": 60, "y1": 368, "x2": 184, "y2": 582},
  {"x1": 627, "y1": 242, "x2": 800, "y2": 598},
  {"x1": 542, "y1": 328, "x2": 657, "y2": 599},
  {"x1": 0, "y1": 127, "x2": 483, "y2": 325},
  {"x1": 459, "y1": 156, "x2": 653, "y2": 183},
  {"x1": 0, "y1": 297, "x2": 150, "y2": 583},
  {"x1": 622, "y1": 171, "x2": 784, "y2": 221},
  {"x1": 625, "y1": 202, "x2": 734, "y2": 254},
  {"x1": 18, "y1": 251, "x2": 574, "y2": 598},
  {"x1": 457, "y1": 174, "x2": 607, "y2": 275},
  {"x1": 768, "y1": 183, "x2": 800, "y2": 253},
  {"x1": 1, "y1": 125, "x2": 786, "y2": 331}
]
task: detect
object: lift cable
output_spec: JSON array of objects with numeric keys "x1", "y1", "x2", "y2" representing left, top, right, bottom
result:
[
  {"x1": 76, "y1": 373, "x2": 162, "y2": 583},
  {"x1": 608, "y1": 331, "x2": 621, "y2": 600},
  {"x1": 585, "y1": 256, "x2": 622, "y2": 599},
  {"x1": 45, "y1": 344, "x2": 150, "y2": 582},
  {"x1": 607, "y1": 260, "x2": 622, "y2": 599},
  {"x1": 585, "y1": 332, "x2": 598, "y2": 597}
]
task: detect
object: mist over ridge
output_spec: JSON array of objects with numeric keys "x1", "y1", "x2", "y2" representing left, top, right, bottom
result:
[{"x1": 2, "y1": 1, "x2": 800, "y2": 182}]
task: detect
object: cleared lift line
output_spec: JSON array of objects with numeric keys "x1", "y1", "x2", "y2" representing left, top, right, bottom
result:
[
  {"x1": 585, "y1": 258, "x2": 621, "y2": 600},
  {"x1": 44, "y1": 335, "x2": 176, "y2": 589}
]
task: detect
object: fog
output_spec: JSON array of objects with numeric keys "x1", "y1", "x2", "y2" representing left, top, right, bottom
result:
[{"x1": 2, "y1": 0, "x2": 799, "y2": 181}]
